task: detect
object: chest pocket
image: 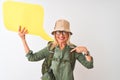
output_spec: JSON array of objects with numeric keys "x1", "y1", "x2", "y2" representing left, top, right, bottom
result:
[
  {"x1": 52, "y1": 48, "x2": 71, "y2": 64},
  {"x1": 42, "y1": 41, "x2": 76, "y2": 75}
]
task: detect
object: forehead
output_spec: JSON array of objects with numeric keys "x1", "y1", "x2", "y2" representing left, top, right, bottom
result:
[{"x1": 55, "y1": 30, "x2": 68, "y2": 32}]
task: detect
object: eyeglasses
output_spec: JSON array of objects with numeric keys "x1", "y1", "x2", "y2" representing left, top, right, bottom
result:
[{"x1": 55, "y1": 31, "x2": 69, "y2": 35}]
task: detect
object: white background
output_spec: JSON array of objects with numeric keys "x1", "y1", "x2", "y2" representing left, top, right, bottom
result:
[{"x1": 0, "y1": 0, "x2": 120, "y2": 80}]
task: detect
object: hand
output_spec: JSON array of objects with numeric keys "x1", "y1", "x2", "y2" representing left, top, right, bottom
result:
[
  {"x1": 70, "y1": 46, "x2": 88, "y2": 54},
  {"x1": 18, "y1": 26, "x2": 28, "y2": 39}
]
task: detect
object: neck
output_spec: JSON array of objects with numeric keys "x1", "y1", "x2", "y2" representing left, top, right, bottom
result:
[{"x1": 58, "y1": 42, "x2": 67, "y2": 50}]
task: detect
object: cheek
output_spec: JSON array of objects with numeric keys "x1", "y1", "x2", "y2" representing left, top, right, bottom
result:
[
  {"x1": 65, "y1": 35, "x2": 69, "y2": 39},
  {"x1": 65, "y1": 36, "x2": 69, "y2": 41},
  {"x1": 54, "y1": 34, "x2": 69, "y2": 41}
]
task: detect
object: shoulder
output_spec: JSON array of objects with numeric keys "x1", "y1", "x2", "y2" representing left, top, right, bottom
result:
[
  {"x1": 69, "y1": 43, "x2": 77, "y2": 48},
  {"x1": 47, "y1": 41, "x2": 54, "y2": 49}
]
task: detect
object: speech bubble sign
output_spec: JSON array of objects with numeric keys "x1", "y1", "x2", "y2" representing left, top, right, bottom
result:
[{"x1": 3, "y1": 1, "x2": 53, "y2": 41}]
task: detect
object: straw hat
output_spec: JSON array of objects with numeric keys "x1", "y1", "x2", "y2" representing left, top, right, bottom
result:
[{"x1": 51, "y1": 19, "x2": 72, "y2": 35}]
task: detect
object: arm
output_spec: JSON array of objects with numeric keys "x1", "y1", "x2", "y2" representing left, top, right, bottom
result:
[
  {"x1": 71, "y1": 46, "x2": 92, "y2": 62},
  {"x1": 18, "y1": 26, "x2": 49, "y2": 61},
  {"x1": 71, "y1": 46, "x2": 93, "y2": 69},
  {"x1": 18, "y1": 26, "x2": 30, "y2": 54},
  {"x1": 76, "y1": 53, "x2": 93, "y2": 69},
  {"x1": 26, "y1": 47, "x2": 49, "y2": 61}
]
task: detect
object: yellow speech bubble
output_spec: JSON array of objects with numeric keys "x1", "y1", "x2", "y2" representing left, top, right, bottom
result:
[{"x1": 3, "y1": 1, "x2": 53, "y2": 41}]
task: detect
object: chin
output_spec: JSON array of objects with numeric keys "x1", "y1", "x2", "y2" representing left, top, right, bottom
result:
[{"x1": 58, "y1": 40, "x2": 66, "y2": 43}]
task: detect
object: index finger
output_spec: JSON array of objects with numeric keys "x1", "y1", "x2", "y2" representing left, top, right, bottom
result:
[{"x1": 70, "y1": 48, "x2": 76, "y2": 53}]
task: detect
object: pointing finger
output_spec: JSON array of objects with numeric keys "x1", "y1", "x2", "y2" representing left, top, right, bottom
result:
[{"x1": 70, "y1": 48, "x2": 76, "y2": 53}]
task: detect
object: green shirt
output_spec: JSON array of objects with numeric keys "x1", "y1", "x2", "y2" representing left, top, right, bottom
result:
[{"x1": 26, "y1": 44, "x2": 93, "y2": 80}]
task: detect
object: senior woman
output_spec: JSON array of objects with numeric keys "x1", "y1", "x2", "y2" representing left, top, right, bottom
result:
[{"x1": 18, "y1": 19, "x2": 93, "y2": 80}]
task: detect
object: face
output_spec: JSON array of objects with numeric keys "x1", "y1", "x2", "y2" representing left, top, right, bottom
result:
[{"x1": 54, "y1": 31, "x2": 69, "y2": 44}]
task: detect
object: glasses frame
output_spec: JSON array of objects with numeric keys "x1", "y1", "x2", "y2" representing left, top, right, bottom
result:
[{"x1": 55, "y1": 31, "x2": 69, "y2": 36}]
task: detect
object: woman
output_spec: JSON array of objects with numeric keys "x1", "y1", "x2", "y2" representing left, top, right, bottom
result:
[{"x1": 18, "y1": 19, "x2": 93, "y2": 80}]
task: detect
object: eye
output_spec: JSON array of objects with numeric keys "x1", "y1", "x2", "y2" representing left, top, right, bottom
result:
[
  {"x1": 55, "y1": 31, "x2": 68, "y2": 35},
  {"x1": 55, "y1": 31, "x2": 61, "y2": 35},
  {"x1": 62, "y1": 31, "x2": 69, "y2": 35},
  {"x1": 62, "y1": 31, "x2": 67, "y2": 35}
]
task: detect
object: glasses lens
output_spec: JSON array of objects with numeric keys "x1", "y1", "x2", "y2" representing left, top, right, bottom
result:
[
  {"x1": 62, "y1": 31, "x2": 67, "y2": 35},
  {"x1": 55, "y1": 31, "x2": 68, "y2": 35},
  {"x1": 55, "y1": 31, "x2": 61, "y2": 35}
]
